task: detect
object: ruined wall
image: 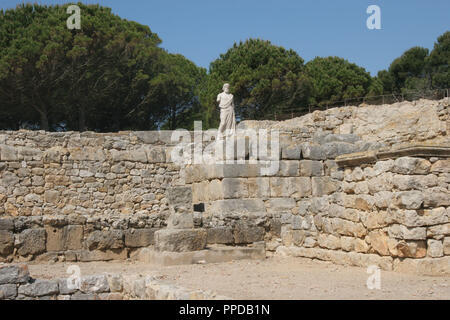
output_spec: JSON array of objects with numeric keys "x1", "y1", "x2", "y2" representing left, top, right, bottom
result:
[
  {"x1": 0, "y1": 130, "x2": 185, "y2": 262},
  {"x1": 188, "y1": 144, "x2": 450, "y2": 275},
  {"x1": 0, "y1": 264, "x2": 227, "y2": 300},
  {"x1": 240, "y1": 98, "x2": 449, "y2": 146}
]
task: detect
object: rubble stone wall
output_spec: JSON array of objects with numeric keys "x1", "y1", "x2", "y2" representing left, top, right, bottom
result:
[
  {"x1": 0, "y1": 264, "x2": 227, "y2": 300},
  {"x1": 188, "y1": 145, "x2": 450, "y2": 275},
  {"x1": 0, "y1": 130, "x2": 185, "y2": 262}
]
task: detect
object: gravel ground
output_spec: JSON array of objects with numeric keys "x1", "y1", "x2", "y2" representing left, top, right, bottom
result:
[{"x1": 27, "y1": 257, "x2": 450, "y2": 300}]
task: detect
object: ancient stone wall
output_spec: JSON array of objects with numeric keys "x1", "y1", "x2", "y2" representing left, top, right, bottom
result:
[
  {"x1": 188, "y1": 144, "x2": 450, "y2": 275},
  {"x1": 0, "y1": 264, "x2": 227, "y2": 300},
  {"x1": 0, "y1": 130, "x2": 185, "y2": 262}
]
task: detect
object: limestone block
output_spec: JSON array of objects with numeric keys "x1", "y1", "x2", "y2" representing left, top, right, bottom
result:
[
  {"x1": 444, "y1": 237, "x2": 450, "y2": 255},
  {"x1": 394, "y1": 207, "x2": 448, "y2": 227},
  {"x1": 45, "y1": 225, "x2": 83, "y2": 251},
  {"x1": 394, "y1": 191, "x2": 424, "y2": 209},
  {"x1": 423, "y1": 188, "x2": 450, "y2": 207},
  {"x1": 146, "y1": 147, "x2": 166, "y2": 163},
  {"x1": 281, "y1": 229, "x2": 306, "y2": 246},
  {"x1": 18, "y1": 279, "x2": 59, "y2": 297},
  {"x1": 393, "y1": 256, "x2": 450, "y2": 276},
  {"x1": 221, "y1": 178, "x2": 248, "y2": 199},
  {"x1": 323, "y1": 142, "x2": 358, "y2": 159},
  {"x1": 281, "y1": 144, "x2": 301, "y2": 160},
  {"x1": 0, "y1": 284, "x2": 17, "y2": 299},
  {"x1": 311, "y1": 177, "x2": 339, "y2": 196},
  {"x1": 301, "y1": 144, "x2": 326, "y2": 160},
  {"x1": 68, "y1": 147, "x2": 106, "y2": 161},
  {"x1": 166, "y1": 212, "x2": 194, "y2": 229},
  {"x1": 277, "y1": 161, "x2": 299, "y2": 176},
  {"x1": 80, "y1": 275, "x2": 110, "y2": 294},
  {"x1": 0, "y1": 145, "x2": 18, "y2": 161},
  {"x1": 0, "y1": 230, "x2": 14, "y2": 256},
  {"x1": 16, "y1": 228, "x2": 46, "y2": 256},
  {"x1": 299, "y1": 160, "x2": 323, "y2": 176},
  {"x1": 86, "y1": 230, "x2": 124, "y2": 251},
  {"x1": 247, "y1": 178, "x2": 270, "y2": 198},
  {"x1": 0, "y1": 265, "x2": 30, "y2": 285},
  {"x1": 167, "y1": 186, "x2": 192, "y2": 212},
  {"x1": 124, "y1": 228, "x2": 157, "y2": 247},
  {"x1": 206, "y1": 227, "x2": 234, "y2": 244},
  {"x1": 393, "y1": 157, "x2": 431, "y2": 175},
  {"x1": 209, "y1": 199, "x2": 265, "y2": 214},
  {"x1": 317, "y1": 234, "x2": 340, "y2": 250},
  {"x1": 430, "y1": 160, "x2": 450, "y2": 173},
  {"x1": 267, "y1": 198, "x2": 296, "y2": 213},
  {"x1": 0, "y1": 218, "x2": 14, "y2": 231},
  {"x1": 233, "y1": 221, "x2": 265, "y2": 244},
  {"x1": 427, "y1": 239, "x2": 444, "y2": 258},
  {"x1": 78, "y1": 249, "x2": 127, "y2": 262},
  {"x1": 387, "y1": 224, "x2": 426, "y2": 240},
  {"x1": 427, "y1": 223, "x2": 450, "y2": 239},
  {"x1": 154, "y1": 229, "x2": 207, "y2": 252}
]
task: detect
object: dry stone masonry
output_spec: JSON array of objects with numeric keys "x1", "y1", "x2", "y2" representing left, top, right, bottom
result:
[{"x1": 0, "y1": 98, "x2": 449, "y2": 278}]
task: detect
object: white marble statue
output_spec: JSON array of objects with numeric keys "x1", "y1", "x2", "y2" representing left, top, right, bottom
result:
[{"x1": 216, "y1": 83, "x2": 236, "y2": 140}]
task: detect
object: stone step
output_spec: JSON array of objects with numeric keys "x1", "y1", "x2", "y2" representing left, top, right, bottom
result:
[{"x1": 132, "y1": 243, "x2": 265, "y2": 266}]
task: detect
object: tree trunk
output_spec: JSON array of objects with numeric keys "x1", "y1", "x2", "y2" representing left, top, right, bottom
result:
[
  {"x1": 78, "y1": 104, "x2": 86, "y2": 132},
  {"x1": 39, "y1": 111, "x2": 49, "y2": 131}
]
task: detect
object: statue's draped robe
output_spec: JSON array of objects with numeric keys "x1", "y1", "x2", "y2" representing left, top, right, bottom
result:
[{"x1": 217, "y1": 92, "x2": 236, "y2": 139}]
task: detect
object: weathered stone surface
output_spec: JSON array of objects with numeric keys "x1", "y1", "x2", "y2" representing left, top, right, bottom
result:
[
  {"x1": 394, "y1": 256, "x2": 450, "y2": 275},
  {"x1": 394, "y1": 207, "x2": 449, "y2": 227},
  {"x1": 299, "y1": 160, "x2": 323, "y2": 176},
  {"x1": 221, "y1": 178, "x2": 249, "y2": 198},
  {"x1": 267, "y1": 198, "x2": 296, "y2": 213},
  {"x1": 86, "y1": 230, "x2": 124, "y2": 251},
  {"x1": 278, "y1": 161, "x2": 299, "y2": 177},
  {"x1": 423, "y1": 189, "x2": 450, "y2": 207},
  {"x1": 233, "y1": 221, "x2": 265, "y2": 244},
  {"x1": 430, "y1": 159, "x2": 450, "y2": 173},
  {"x1": 281, "y1": 144, "x2": 301, "y2": 160},
  {"x1": 78, "y1": 249, "x2": 127, "y2": 262},
  {"x1": 0, "y1": 265, "x2": 30, "y2": 284},
  {"x1": 18, "y1": 279, "x2": 59, "y2": 297},
  {"x1": 392, "y1": 157, "x2": 431, "y2": 175},
  {"x1": 387, "y1": 224, "x2": 426, "y2": 240},
  {"x1": 312, "y1": 177, "x2": 339, "y2": 196},
  {"x1": 167, "y1": 186, "x2": 192, "y2": 212},
  {"x1": 16, "y1": 228, "x2": 46, "y2": 256},
  {"x1": 0, "y1": 230, "x2": 14, "y2": 256},
  {"x1": 80, "y1": 275, "x2": 110, "y2": 293},
  {"x1": 206, "y1": 227, "x2": 234, "y2": 244},
  {"x1": 45, "y1": 225, "x2": 83, "y2": 251},
  {"x1": 166, "y1": 212, "x2": 194, "y2": 229},
  {"x1": 444, "y1": 237, "x2": 450, "y2": 255},
  {"x1": 0, "y1": 218, "x2": 14, "y2": 231},
  {"x1": 427, "y1": 239, "x2": 444, "y2": 258},
  {"x1": 209, "y1": 199, "x2": 265, "y2": 214},
  {"x1": 154, "y1": 229, "x2": 207, "y2": 252},
  {"x1": 0, "y1": 284, "x2": 17, "y2": 299},
  {"x1": 124, "y1": 228, "x2": 156, "y2": 247},
  {"x1": 394, "y1": 191, "x2": 424, "y2": 209},
  {"x1": 301, "y1": 144, "x2": 326, "y2": 160}
]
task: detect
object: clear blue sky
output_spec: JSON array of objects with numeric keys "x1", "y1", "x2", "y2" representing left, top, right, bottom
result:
[{"x1": 1, "y1": 0, "x2": 449, "y2": 75}]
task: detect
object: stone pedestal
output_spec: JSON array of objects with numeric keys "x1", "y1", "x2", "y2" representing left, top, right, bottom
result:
[{"x1": 154, "y1": 186, "x2": 207, "y2": 252}]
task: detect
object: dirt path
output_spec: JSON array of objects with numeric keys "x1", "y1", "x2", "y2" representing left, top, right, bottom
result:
[{"x1": 26, "y1": 257, "x2": 450, "y2": 300}]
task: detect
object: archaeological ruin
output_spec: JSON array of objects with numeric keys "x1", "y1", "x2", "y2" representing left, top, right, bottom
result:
[{"x1": 0, "y1": 98, "x2": 449, "y2": 300}]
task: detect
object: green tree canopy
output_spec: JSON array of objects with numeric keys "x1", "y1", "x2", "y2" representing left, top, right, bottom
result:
[
  {"x1": 428, "y1": 31, "x2": 450, "y2": 89},
  {"x1": 202, "y1": 39, "x2": 311, "y2": 126},
  {"x1": 305, "y1": 56, "x2": 375, "y2": 106},
  {"x1": 0, "y1": 3, "x2": 204, "y2": 131}
]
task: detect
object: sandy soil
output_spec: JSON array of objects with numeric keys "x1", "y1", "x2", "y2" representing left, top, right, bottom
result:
[{"x1": 26, "y1": 257, "x2": 450, "y2": 300}]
